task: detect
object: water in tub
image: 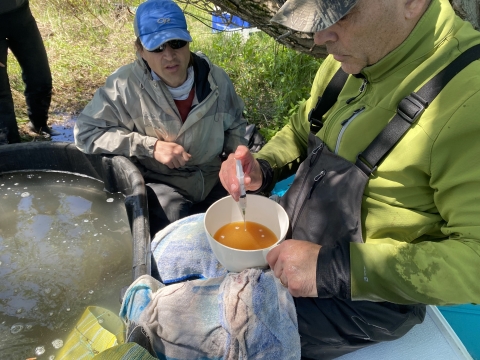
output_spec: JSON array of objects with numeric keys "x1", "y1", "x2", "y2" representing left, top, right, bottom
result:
[{"x1": 0, "y1": 171, "x2": 133, "y2": 359}]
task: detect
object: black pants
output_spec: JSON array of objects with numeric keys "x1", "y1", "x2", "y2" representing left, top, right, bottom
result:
[
  {"x1": 146, "y1": 180, "x2": 228, "y2": 237},
  {"x1": 0, "y1": 1, "x2": 52, "y2": 144},
  {"x1": 295, "y1": 289, "x2": 426, "y2": 360}
]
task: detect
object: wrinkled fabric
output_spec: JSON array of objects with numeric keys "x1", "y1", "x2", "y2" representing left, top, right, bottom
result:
[
  {"x1": 220, "y1": 271, "x2": 299, "y2": 360},
  {"x1": 120, "y1": 214, "x2": 300, "y2": 360},
  {"x1": 151, "y1": 213, "x2": 227, "y2": 283}
]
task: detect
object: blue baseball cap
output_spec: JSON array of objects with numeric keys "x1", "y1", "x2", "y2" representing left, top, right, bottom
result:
[{"x1": 134, "y1": 0, "x2": 192, "y2": 51}]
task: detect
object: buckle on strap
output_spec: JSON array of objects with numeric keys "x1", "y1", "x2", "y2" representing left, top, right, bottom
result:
[
  {"x1": 355, "y1": 154, "x2": 377, "y2": 175},
  {"x1": 308, "y1": 108, "x2": 323, "y2": 133},
  {"x1": 397, "y1": 92, "x2": 428, "y2": 124}
]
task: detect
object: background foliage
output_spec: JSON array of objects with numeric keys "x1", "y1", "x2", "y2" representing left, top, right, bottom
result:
[{"x1": 9, "y1": 0, "x2": 321, "y2": 141}]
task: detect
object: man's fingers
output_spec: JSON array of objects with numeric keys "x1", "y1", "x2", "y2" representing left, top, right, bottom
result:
[
  {"x1": 234, "y1": 145, "x2": 250, "y2": 159},
  {"x1": 219, "y1": 169, "x2": 228, "y2": 192},
  {"x1": 182, "y1": 152, "x2": 191, "y2": 161},
  {"x1": 174, "y1": 156, "x2": 186, "y2": 168},
  {"x1": 266, "y1": 243, "x2": 282, "y2": 272},
  {"x1": 219, "y1": 153, "x2": 242, "y2": 198}
]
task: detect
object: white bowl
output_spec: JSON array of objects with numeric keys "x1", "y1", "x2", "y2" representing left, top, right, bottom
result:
[{"x1": 204, "y1": 194, "x2": 289, "y2": 272}]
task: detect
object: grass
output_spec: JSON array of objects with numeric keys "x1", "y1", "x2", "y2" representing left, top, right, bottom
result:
[{"x1": 8, "y1": 0, "x2": 321, "y2": 142}]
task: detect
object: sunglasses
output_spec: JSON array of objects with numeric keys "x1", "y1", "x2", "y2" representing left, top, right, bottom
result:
[{"x1": 149, "y1": 40, "x2": 188, "y2": 53}]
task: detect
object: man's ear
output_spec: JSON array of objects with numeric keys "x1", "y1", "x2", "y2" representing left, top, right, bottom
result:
[{"x1": 404, "y1": 0, "x2": 430, "y2": 20}]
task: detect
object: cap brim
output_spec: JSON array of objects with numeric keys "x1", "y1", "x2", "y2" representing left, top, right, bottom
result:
[
  {"x1": 270, "y1": 0, "x2": 358, "y2": 33},
  {"x1": 140, "y1": 28, "x2": 192, "y2": 51}
]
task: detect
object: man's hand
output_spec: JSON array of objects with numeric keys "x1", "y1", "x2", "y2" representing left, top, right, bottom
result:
[
  {"x1": 153, "y1": 140, "x2": 191, "y2": 169},
  {"x1": 219, "y1": 145, "x2": 263, "y2": 200},
  {"x1": 266, "y1": 240, "x2": 321, "y2": 297}
]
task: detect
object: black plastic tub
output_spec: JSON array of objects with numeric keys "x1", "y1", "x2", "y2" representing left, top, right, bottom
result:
[{"x1": 0, "y1": 141, "x2": 150, "y2": 282}]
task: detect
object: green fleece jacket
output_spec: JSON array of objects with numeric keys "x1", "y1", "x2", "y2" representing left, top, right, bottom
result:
[{"x1": 256, "y1": 0, "x2": 480, "y2": 305}]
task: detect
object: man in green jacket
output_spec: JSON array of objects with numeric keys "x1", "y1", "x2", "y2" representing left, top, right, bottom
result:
[{"x1": 220, "y1": 0, "x2": 480, "y2": 358}]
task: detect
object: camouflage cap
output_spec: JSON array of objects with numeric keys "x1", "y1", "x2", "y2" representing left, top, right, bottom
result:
[{"x1": 271, "y1": 0, "x2": 359, "y2": 33}]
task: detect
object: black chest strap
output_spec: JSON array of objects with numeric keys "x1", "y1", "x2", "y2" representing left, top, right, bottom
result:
[
  {"x1": 356, "y1": 44, "x2": 480, "y2": 175},
  {"x1": 308, "y1": 68, "x2": 349, "y2": 133},
  {"x1": 307, "y1": 44, "x2": 480, "y2": 175}
]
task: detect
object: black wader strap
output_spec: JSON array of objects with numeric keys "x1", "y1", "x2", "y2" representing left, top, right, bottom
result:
[
  {"x1": 309, "y1": 68, "x2": 349, "y2": 133},
  {"x1": 356, "y1": 44, "x2": 480, "y2": 175}
]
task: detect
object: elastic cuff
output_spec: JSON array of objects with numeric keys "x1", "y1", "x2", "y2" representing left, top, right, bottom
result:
[
  {"x1": 316, "y1": 242, "x2": 351, "y2": 299},
  {"x1": 250, "y1": 158, "x2": 273, "y2": 194},
  {"x1": 145, "y1": 137, "x2": 158, "y2": 158}
]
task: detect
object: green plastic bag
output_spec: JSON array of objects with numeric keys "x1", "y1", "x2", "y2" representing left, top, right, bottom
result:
[
  {"x1": 56, "y1": 306, "x2": 125, "y2": 359},
  {"x1": 93, "y1": 342, "x2": 158, "y2": 360}
]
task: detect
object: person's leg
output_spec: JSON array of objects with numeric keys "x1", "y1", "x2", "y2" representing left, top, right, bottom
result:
[
  {"x1": 0, "y1": 37, "x2": 20, "y2": 144},
  {"x1": 189, "y1": 180, "x2": 229, "y2": 214},
  {"x1": 7, "y1": 3, "x2": 52, "y2": 132},
  {"x1": 145, "y1": 182, "x2": 192, "y2": 237},
  {"x1": 0, "y1": 5, "x2": 22, "y2": 145},
  {"x1": 295, "y1": 296, "x2": 426, "y2": 360}
]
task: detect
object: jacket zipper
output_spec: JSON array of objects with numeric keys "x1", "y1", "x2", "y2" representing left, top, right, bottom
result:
[
  {"x1": 177, "y1": 85, "x2": 219, "y2": 138},
  {"x1": 334, "y1": 106, "x2": 366, "y2": 154},
  {"x1": 292, "y1": 169, "x2": 327, "y2": 232},
  {"x1": 346, "y1": 78, "x2": 368, "y2": 104},
  {"x1": 322, "y1": 77, "x2": 368, "y2": 143},
  {"x1": 307, "y1": 170, "x2": 327, "y2": 199},
  {"x1": 309, "y1": 142, "x2": 324, "y2": 166},
  {"x1": 198, "y1": 167, "x2": 205, "y2": 201},
  {"x1": 187, "y1": 85, "x2": 218, "y2": 119},
  {"x1": 290, "y1": 143, "x2": 324, "y2": 229}
]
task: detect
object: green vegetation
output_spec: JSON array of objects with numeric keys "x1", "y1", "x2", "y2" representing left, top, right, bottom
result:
[{"x1": 9, "y1": 0, "x2": 321, "y2": 141}]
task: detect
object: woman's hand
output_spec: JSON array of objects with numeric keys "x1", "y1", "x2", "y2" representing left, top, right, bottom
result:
[{"x1": 153, "y1": 140, "x2": 191, "y2": 169}]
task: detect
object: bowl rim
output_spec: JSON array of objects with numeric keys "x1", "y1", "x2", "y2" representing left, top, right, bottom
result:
[{"x1": 204, "y1": 194, "x2": 287, "y2": 253}]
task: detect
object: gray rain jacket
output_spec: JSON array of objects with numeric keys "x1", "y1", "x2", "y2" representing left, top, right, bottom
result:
[{"x1": 74, "y1": 52, "x2": 246, "y2": 202}]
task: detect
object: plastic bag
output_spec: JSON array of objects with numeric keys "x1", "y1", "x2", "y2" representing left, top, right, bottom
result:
[{"x1": 56, "y1": 306, "x2": 125, "y2": 359}]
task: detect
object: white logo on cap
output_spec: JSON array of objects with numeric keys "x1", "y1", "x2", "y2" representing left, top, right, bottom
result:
[{"x1": 157, "y1": 18, "x2": 171, "y2": 24}]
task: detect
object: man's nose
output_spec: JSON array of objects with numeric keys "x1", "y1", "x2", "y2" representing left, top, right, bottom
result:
[
  {"x1": 314, "y1": 29, "x2": 338, "y2": 45},
  {"x1": 162, "y1": 45, "x2": 176, "y2": 59}
]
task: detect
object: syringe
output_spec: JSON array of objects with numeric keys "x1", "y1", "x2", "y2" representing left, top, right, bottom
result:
[{"x1": 235, "y1": 159, "x2": 247, "y2": 230}]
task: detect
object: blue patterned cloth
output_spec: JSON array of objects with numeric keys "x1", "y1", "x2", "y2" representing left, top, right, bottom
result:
[
  {"x1": 120, "y1": 214, "x2": 300, "y2": 360},
  {"x1": 151, "y1": 213, "x2": 227, "y2": 283}
]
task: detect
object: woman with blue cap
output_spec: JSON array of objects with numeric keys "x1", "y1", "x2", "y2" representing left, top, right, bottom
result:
[{"x1": 74, "y1": 0, "x2": 247, "y2": 236}]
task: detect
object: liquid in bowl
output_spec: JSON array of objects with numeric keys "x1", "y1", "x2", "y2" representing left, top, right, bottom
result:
[{"x1": 213, "y1": 221, "x2": 277, "y2": 250}]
